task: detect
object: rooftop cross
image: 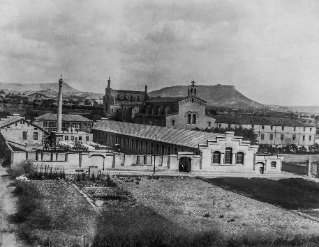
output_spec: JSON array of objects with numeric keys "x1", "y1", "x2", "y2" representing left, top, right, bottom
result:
[{"x1": 191, "y1": 80, "x2": 196, "y2": 86}]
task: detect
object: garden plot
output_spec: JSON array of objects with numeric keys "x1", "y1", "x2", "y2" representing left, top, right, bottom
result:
[{"x1": 120, "y1": 176, "x2": 319, "y2": 240}]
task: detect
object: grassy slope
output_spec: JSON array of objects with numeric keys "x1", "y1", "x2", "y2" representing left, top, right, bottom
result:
[{"x1": 201, "y1": 177, "x2": 319, "y2": 210}]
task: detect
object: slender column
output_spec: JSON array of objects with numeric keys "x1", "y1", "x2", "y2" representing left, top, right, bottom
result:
[{"x1": 57, "y1": 77, "x2": 63, "y2": 133}]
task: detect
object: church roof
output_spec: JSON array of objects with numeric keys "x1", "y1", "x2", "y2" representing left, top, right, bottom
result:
[{"x1": 93, "y1": 120, "x2": 219, "y2": 148}]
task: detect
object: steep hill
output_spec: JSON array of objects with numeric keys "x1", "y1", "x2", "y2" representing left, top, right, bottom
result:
[{"x1": 149, "y1": 84, "x2": 264, "y2": 108}]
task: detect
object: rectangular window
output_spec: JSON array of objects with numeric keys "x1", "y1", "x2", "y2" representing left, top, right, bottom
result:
[
  {"x1": 271, "y1": 126, "x2": 273, "y2": 130},
  {"x1": 262, "y1": 125, "x2": 264, "y2": 130},
  {"x1": 310, "y1": 128, "x2": 312, "y2": 131},
  {"x1": 261, "y1": 134, "x2": 265, "y2": 140},
  {"x1": 43, "y1": 122, "x2": 48, "y2": 127},
  {"x1": 79, "y1": 136, "x2": 82, "y2": 141},
  {"x1": 251, "y1": 125, "x2": 254, "y2": 129},
  {"x1": 208, "y1": 122, "x2": 211, "y2": 127},
  {"x1": 309, "y1": 136, "x2": 312, "y2": 141},
  {"x1": 303, "y1": 127, "x2": 306, "y2": 132},
  {"x1": 293, "y1": 127, "x2": 296, "y2": 131},
  {"x1": 282, "y1": 126, "x2": 284, "y2": 131},
  {"x1": 280, "y1": 134, "x2": 284, "y2": 140},
  {"x1": 269, "y1": 134, "x2": 273, "y2": 140},
  {"x1": 33, "y1": 132, "x2": 38, "y2": 140},
  {"x1": 71, "y1": 136, "x2": 74, "y2": 140},
  {"x1": 271, "y1": 161, "x2": 277, "y2": 169},
  {"x1": 303, "y1": 135, "x2": 305, "y2": 141},
  {"x1": 292, "y1": 135, "x2": 296, "y2": 140},
  {"x1": 218, "y1": 124, "x2": 221, "y2": 128},
  {"x1": 65, "y1": 136, "x2": 69, "y2": 141},
  {"x1": 86, "y1": 136, "x2": 89, "y2": 141},
  {"x1": 22, "y1": 131, "x2": 27, "y2": 140},
  {"x1": 224, "y1": 148, "x2": 232, "y2": 164}
]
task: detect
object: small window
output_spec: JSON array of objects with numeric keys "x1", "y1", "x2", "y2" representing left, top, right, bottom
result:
[
  {"x1": 303, "y1": 135, "x2": 305, "y2": 141},
  {"x1": 293, "y1": 127, "x2": 296, "y2": 131},
  {"x1": 271, "y1": 126, "x2": 273, "y2": 130},
  {"x1": 271, "y1": 161, "x2": 277, "y2": 168},
  {"x1": 304, "y1": 127, "x2": 306, "y2": 132},
  {"x1": 261, "y1": 134, "x2": 265, "y2": 140},
  {"x1": 236, "y1": 152, "x2": 244, "y2": 164},
  {"x1": 34, "y1": 128, "x2": 37, "y2": 130},
  {"x1": 65, "y1": 136, "x2": 69, "y2": 141},
  {"x1": 15, "y1": 122, "x2": 17, "y2": 126},
  {"x1": 262, "y1": 125, "x2": 264, "y2": 130},
  {"x1": 282, "y1": 126, "x2": 284, "y2": 131},
  {"x1": 187, "y1": 114, "x2": 191, "y2": 124},
  {"x1": 218, "y1": 124, "x2": 221, "y2": 128},
  {"x1": 280, "y1": 134, "x2": 284, "y2": 140},
  {"x1": 269, "y1": 134, "x2": 273, "y2": 140},
  {"x1": 212, "y1": 151, "x2": 221, "y2": 164},
  {"x1": 208, "y1": 122, "x2": 211, "y2": 127},
  {"x1": 22, "y1": 131, "x2": 27, "y2": 140},
  {"x1": 33, "y1": 132, "x2": 38, "y2": 140},
  {"x1": 79, "y1": 136, "x2": 82, "y2": 141},
  {"x1": 251, "y1": 125, "x2": 254, "y2": 129},
  {"x1": 71, "y1": 136, "x2": 74, "y2": 140},
  {"x1": 171, "y1": 120, "x2": 175, "y2": 126},
  {"x1": 292, "y1": 135, "x2": 296, "y2": 140},
  {"x1": 309, "y1": 136, "x2": 312, "y2": 141},
  {"x1": 310, "y1": 128, "x2": 312, "y2": 131},
  {"x1": 225, "y1": 148, "x2": 232, "y2": 164},
  {"x1": 192, "y1": 114, "x2": 196, "y2": 124},
  {"x1": 86, "y1": 136, "x2": 89, "y2": 141}
]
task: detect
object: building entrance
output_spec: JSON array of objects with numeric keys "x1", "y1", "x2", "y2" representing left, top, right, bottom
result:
[{"x1": 179, "y1": 157, "x2": 192, "y2": 172}]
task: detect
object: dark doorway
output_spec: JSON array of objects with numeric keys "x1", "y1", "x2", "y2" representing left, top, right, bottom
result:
[{"x1": 179, "y1": 157, "x2": 192, "y2": 172}]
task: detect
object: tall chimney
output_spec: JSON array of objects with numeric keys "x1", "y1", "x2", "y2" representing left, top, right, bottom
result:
[
  {"x1": 57, "y1": 76, "x2": 63, "y2": 133},
  {"x1": 145, "y1": 85, "x2": 148, "y2": 94},
  {"x1": 107, "y1": 77, "x2": 111, "y2": 88}
]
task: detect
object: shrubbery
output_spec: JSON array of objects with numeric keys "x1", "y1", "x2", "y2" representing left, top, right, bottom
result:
[{"x1": 7, "y1": 159, "x2": 35, "y2": 178}]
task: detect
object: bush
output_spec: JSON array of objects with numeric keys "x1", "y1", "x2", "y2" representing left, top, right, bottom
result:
[{"x1": 7, "y1": 159, "x2": 35, "y2": 178}]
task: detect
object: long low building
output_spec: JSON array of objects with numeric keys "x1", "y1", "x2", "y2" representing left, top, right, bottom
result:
[{"x1": 92, "y1": 120, "x2": 283, "y2": 174}]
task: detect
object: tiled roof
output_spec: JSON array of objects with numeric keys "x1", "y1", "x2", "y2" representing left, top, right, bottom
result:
[
  {"x1": 112, "y1": 90, "x2": 145, "y2": 95},
  {"x1": 212, "y1": 114, "x2": 316, "y2": 127},
  {"x1": 93, "y1": 120, "x2": 219, "y2": 148},
  {"x1": 0, "y1": 116, "x2": 23, "y2": 128},
  {"x1": 148, "y1": 97, "x2": 183, "y2": 103},
  {"x1": 0, "y1": 116, "x2": 47, "y2": 132},
  {"x1": 35, "y1": 113, "x2": 93, "y2": 122}
]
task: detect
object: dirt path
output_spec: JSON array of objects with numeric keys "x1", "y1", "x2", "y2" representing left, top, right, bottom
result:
[{"x1": 0, "y1": 168, "x2": 23, "y2": 247}]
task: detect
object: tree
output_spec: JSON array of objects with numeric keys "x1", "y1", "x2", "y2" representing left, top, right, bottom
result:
[{"x1": 24, "y1": 109, "x2": 39, "y2": 122}]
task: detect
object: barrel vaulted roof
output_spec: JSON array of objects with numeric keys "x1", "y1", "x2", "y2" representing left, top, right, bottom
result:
[{"x1": 93, "y1": 120, "x2": 219, "y2": 148}]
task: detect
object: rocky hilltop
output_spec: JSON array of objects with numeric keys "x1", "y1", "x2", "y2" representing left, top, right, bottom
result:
[{"x1": 149, "y1": 84, "x2": 264, "y2": 108}]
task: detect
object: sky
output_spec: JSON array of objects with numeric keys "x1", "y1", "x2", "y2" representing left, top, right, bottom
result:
[{"x1": 1, "y1": 0, "x2": 319, "y2": 106}]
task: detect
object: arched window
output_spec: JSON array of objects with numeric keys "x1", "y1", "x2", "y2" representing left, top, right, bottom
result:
[
  {"x1": 192, "y1": 114, "x2": 196, "y2": 124},
  {"x1": 225, "y1": 147, "x2": 232, "y2": 164},
  {"x1": 187, "y1": 114, "x2": 191, "y2": 124},
  {"x1": 212, "y1": 151, "x2": 221, "y2": 164},
  {"x1": 236, "y1": 152, "x2": 244, "y2": 164}
]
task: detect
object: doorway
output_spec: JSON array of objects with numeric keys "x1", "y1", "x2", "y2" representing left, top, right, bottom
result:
[
  {"x1": 179, "y1": 157, "x2": 192, "y2": 172},
  {"x1": 256, "y1": 162, "x2": 265, "y2": 174}
]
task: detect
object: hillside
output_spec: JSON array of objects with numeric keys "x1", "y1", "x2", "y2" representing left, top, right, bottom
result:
[
  {"x1": 0, "y1": 82, "x2": 79, "y2": 93},
  {"x1": 149, "y1": 84, "x2": 264, "y2": 108}
]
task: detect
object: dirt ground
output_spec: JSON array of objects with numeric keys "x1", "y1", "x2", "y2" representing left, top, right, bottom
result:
[
  {"x1": 120, "y1": 176, "x2": 319, "y2": 240},
  {"x1": 0, "y1": 168, "x2": 23, "y2": 247}
]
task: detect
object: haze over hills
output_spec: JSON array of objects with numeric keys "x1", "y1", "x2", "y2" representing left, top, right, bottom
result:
[
  {"x1": 0, "y1": 82, "x2": 103, "y2": 99},
  {"x1": 149, "y1": 84, "x2": 265, "y2": 109}
]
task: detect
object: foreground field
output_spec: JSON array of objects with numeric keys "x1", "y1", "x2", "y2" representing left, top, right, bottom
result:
[
  {"x1": 121, "y1": 177, "x2": 319, "y2": 240},
  {"x1": 13, "y1": 180, "x2": 96, "y2": 246}
]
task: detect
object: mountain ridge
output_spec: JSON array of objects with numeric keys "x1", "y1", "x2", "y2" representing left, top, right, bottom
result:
[{"x1": 149, "y1": 84, "x2": 265, "y2": 109}]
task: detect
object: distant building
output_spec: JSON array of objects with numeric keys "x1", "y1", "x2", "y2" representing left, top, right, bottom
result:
[
  {"x1": 213, "y1": 115, "x2": 316, "y2": 147},
  {"x1": 28, "y1": 93, "x2": 50, "y2": 105},
  {"x1": 103, "y1": 77, "x2": 148, "y2": 120},
  {"x1": 35, "y1": 113, "x2": 93, "y2": 132},
  {"x1": 0, "y1": 115, "x2": 48, "y2": 146}
]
